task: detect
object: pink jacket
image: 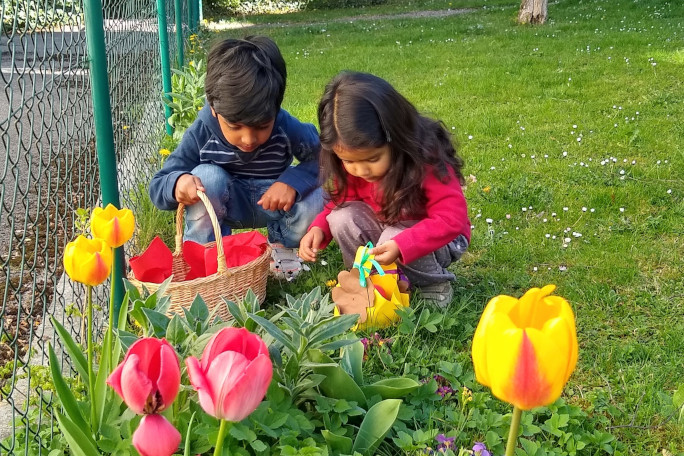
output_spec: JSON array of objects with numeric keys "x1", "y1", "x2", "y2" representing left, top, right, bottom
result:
[{"x1": 309, "y1": 167, "x2": 471, "y2": 264}]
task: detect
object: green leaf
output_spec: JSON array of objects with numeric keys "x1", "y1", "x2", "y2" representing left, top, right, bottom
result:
[
  {"x1": 48, "y1": 345, "x2": 88, "y2": 431},
  {"x1": 141, "y1": 308, "x2": 171, "y2": 337},
  {"x1": 361, "y1": 378, "x2": 421, "y2": 400},
  {"x1": 341, "y1": 341, "x2": 364, "y2": 385},
  {"x1": 248, "y1": 313, "x2": 298, "y2": 353},
  {"x1": 50, "y1": 316, "x2": 88, "y2": 381},
  {"x1": 224, "y1": 299, "x2": 246, "y2": 326},
  {"x1": 184, "y1": 412, "x2": 197, "y2": 456},
  {"x1": 309, "y1": 350, "x2": 367, "y2": 407},
  {"x1": 317, "y1": 338, "x2": 359, "y2": 352},
  {"x1": 352, "y1": 399, "x2": 401, "y2": 455},
  {"x1": 308, "y1": 314, "x2": 359, "y2": 346},
  {"x1": 672, "y1": 383, "x2": 684, "y2": 408},
  {"x1": 189, "y1": 294, "x2": 209, "y2": 321},
  {"x1": 54, "y1": 411, "x2": 100, "y2": 456},
  {"x1": 166, "y1": 315, "x2": 188, "y2": 345},
  {"x1": 93, "y1": 335, "x2": 110, "y2": 432},
  {"x1": 322, "y1": 429, "x2": 353, "y2": 455}
]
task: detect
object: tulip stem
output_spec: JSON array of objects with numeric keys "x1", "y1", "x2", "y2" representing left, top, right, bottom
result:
[
  {"x1": 505, "y1": 406, "x2": 522, "y2": 456},
  {"x1": 213, "y1": 419, "x2": 232, "y2": 456},
  {"x1": 86, "y1": 285, "x2": 96, "y2": 433}
]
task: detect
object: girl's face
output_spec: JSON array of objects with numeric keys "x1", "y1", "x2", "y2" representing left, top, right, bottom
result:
[{"x1": 333, "y1": 143, "x2": 392, "y2": 182}]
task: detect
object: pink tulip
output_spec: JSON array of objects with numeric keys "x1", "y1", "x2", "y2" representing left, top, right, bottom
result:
[
  {"x1": 186, "y1": 327, "x2": 272, "y2": 422},
  {"x1": 132, "y1": 413, "x2": 181, "y2": 456},
  {"x1": 107, "y1": 338, "x2": 181, "y2": 415}
]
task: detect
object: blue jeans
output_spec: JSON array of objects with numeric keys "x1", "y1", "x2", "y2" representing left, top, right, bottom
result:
[{"x1": 184, "y1": 164, "x2": 324, "y2": 248}]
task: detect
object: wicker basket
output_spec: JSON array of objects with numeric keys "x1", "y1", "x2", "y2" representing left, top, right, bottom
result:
[{"x1": 128, "y1": 191, "x2": 271, "y2": 321}]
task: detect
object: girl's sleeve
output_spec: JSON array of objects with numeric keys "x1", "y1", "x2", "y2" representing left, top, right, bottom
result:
[{"x1": 391, "y1": 170, "x2": 471, "y2": 265}]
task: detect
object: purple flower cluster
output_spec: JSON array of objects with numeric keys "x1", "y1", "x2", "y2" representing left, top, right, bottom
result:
[
  {"x1": 421, "y1": 374, "x2": 454, "y2": 398},
  {"x1": 472, "y1": 441, "x2": 491, "y2": 456},
  {"x1": 360, "y1": 332, "x2": 392, "y2": 360}
]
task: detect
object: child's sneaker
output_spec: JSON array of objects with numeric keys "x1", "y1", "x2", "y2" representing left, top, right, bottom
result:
[
  {"x1": 269, "y1": 243, "x2": 303, "y2": 280},
  {"x1": 419, "y1": 281, "x2": 454, "y2": 309}
]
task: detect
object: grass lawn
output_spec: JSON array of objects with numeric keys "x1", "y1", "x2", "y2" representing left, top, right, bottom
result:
[{"x1": 186, "y1": 0, "x2": 684, "y2": 453}]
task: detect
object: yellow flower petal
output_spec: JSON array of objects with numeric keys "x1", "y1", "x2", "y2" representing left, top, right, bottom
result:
[{"x1": 91, "y1": 204, "x2": 135, "y2": 248}]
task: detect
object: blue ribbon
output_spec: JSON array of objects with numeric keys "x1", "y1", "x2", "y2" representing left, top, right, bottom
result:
[{"x1": 353, "y1": 242, "x2": 385, "y2": 287}]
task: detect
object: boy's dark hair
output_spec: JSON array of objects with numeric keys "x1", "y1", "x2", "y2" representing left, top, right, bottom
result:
[
  {"x1": 318, "y1": 71, "x2": 465, "y2": 224},
  {"x1": 205, "y1": 36, "x2": 287, "y2": 125}
]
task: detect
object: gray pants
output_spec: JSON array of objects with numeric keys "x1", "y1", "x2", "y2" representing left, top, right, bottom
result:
[{"x1": 327, "y1": 202, "x2": 468, "y2": 287}]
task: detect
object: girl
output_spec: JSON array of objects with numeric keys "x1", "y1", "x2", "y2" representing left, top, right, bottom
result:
[{"x1": 299, "y1": 71, "x2": 471, "y2": 307}]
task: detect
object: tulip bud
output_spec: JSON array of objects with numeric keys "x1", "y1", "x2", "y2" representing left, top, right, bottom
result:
[
  {"x1": 90, "y1": 204, "x2": 135, "y2": 248},
  {"x1": 63, "y1": 235, "x2": 112, "y2": 286},
  {"x1": 471, "y1": 285, "x2": 578, "y2": 410},
  {"x1": 186, "y1": 327, "x2": 272, "y2": 422},
  {"x1": 107, "y1": 338, "x2": 181, "y2": 415},
  {"x1": 132, "y1": 414, "x2": 181, "y2": 456}
]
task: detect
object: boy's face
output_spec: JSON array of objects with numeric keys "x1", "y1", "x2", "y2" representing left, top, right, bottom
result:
[{"x1": 211, "y1": 107, "x2": 275, "y2": 153}]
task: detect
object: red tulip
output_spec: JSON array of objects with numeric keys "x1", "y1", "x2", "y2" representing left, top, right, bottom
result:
[
  {"x1": 132, "y1": 414, "x2": 181, "y2": 456},
  {"x1": 107, "y1": 338, "x2": 181, "y2": 415},
  {"x1": 186, "y1": 327, "x2": 272, "y2": 422}
]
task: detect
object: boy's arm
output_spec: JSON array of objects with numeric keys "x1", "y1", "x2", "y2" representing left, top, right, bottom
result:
[
  {"x1": 275, "y1": 111, "x2": 321, "y2": 200},
  {"x1": 149, "y1": 126, "x2": 204, "y2": 211}
]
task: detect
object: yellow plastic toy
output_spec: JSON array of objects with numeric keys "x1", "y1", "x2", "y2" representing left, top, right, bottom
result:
[{"x1": 332, "y1": 243, "x2": 410, "y2": 331}]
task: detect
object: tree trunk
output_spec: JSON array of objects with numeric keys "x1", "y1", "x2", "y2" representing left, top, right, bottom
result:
[{"x1": 518, "y1": 0, "x2": 548, "y2": 24}]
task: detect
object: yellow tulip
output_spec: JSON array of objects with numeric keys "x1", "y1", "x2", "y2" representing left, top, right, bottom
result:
[
  {"x1": 90, "y1": 204, "x2": 135, "y2": 248},
  {"x1": 471, "y1": 285, "x2": 578, "y2": 410},
  {"x1": 63, "y1": 235, "x2": 113, "y2": 286}
]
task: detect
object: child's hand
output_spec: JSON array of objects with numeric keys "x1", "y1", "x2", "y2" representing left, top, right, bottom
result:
[
  {"x1": 174, "y1": 174, "x2": 205, "y2": 205},
  {"x1": 258, "y1": 182, "x2": 296, "y2": 211},
  {"x1": 371, "y1": 240, "x2": 401, "y2": 265},
  {"x1": 299, "y1": 227, "x2": 325, "y2": 262}
]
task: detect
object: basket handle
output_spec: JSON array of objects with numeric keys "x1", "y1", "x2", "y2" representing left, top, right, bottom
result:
[{"x1": 175, "y1": 190, "x2": 228, "y2": 274}]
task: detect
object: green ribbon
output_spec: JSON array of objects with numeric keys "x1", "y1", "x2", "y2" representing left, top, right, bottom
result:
[{"x1": 353, "y1": 242, "x2": 385, "y2": 287}]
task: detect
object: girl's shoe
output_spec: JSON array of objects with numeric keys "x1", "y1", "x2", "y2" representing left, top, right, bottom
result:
[
  {"x1": 269, "y1": 243, "x2": 303, "y2": 281},
  {"x1": 419, "y1": 282, "x2": 454, "y2": 308}
]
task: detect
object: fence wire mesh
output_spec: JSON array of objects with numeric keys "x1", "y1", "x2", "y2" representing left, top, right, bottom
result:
[{"x1": 0, "y1": 0, "x2": 194, "y2": 453}]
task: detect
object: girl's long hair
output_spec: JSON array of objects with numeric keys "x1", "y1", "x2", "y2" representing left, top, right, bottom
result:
[{"x1": 318, "y1": 71, "x2": 464, "y2": 224}]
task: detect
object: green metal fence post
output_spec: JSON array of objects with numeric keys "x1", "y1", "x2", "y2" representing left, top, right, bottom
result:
[
  {"x1": 82, "y1": 0, "x2": 126, "y2": 314},
  {"x1": 157, "y1": 0, "x2": 174, "y2": 135},
  {"x1": 188, "y1": 0, "x2": 196, "y2": 34},
  {"x1": 174, "y1": 0, "x2": 184, "y2": 68},
  {"x1": 198, "y1": 0, "x2": 203, "y2": 23}
]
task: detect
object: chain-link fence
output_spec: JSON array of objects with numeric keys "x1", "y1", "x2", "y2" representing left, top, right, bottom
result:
[{"x1": 0, "y1": 0, "x2": 197, "y2": 453}]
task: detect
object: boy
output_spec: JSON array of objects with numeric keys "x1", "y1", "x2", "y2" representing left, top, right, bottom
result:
[{"x1": 149, "y1": 36, "x2": 323, "y2": 279}]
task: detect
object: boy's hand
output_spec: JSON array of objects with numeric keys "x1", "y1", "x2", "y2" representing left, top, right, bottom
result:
[
  {"x1": 258, "y1": 182, "x2": 296, "y2": 211},
  {"x1": 299, "y1": 227, "x2": 325, "y2": 262},
  {"x1": 174, "y1": 174, "x2": 205, "y2": 205},
  {"x1": 370, "y1": 240, "x2": 401, "y2": 265}
]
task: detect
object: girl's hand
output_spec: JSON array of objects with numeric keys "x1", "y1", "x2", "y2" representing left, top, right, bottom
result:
[
  {"x1": 371, "y1": 240, "x2": 401, "y2": 265},
  {"x1": 174, "y1": 174, "x2": 205, "y2": 205},
  {"x1": 299, "y1": 227, "x2": 325, "y2": 262},
  {"x1": 258, "y1": 182, "x2": 296, "y2": 211}
]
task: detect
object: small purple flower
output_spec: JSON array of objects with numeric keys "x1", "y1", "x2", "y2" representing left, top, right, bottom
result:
[
  {"x1": 435, "y1": 434, "x2": 455, "y2": 451},
  {"x1": 472, "y1": 441, "x2": 491, "y2": 456}
]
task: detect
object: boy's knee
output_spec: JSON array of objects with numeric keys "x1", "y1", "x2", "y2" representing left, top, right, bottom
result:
[{"x1": 191, "y1": 164, "x2": 231, "y2": 194}]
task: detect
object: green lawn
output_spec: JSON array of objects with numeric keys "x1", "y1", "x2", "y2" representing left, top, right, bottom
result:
[{"x1": 199, "y1": 0, "x2": 683, "y2": 453}]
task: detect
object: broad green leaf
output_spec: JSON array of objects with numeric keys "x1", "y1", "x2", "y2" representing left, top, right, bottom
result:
[
  {"x1": 309, "y1": 350, "x2": 366, "y2": 407},
  {"x1": 308, "y1": 315, "x2": 359, "y2": 346},
  {"x1": 317, "y1": 338, "x2": 359, "y2": 352},
  {"x1": 94, "y1": 332, "x2": 110, "y2": 431},
  {"x1": 361, "y1": 378, "x2": 421, "y2": 400},
  {"x1": 189, "y1": 294, "x2": 209, "y2": 321},
  {"x1": 141, "y1": 307, "x2": 171, "y2": 337},
  {"x1": 48, "y1": 345, "x2": 88, "y2": 431},
  {"x1": 322, "y1": 430, "x2": 353, "y2": 455},
  {"x1": 224, "y1": 299, "x2": 246, "y2": 326},
  {"x1": 166, "y1": 315, "x2": 188, "y2": 345},
  {"x1": 248, "y1": 313, "x2": 298, "y2": 353},
  {"x1": 341, "y1": 341, "x2": 364, "y2": 385},
  {"x1": 352, "y1": 399, "x2": 401, "y2": 455},
  {"x1": 50, "y1": 316, "x2": 87, "y2": 380},
  {"x1": 54, "y1": 411, "x2": 99, "y2": 456}
]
